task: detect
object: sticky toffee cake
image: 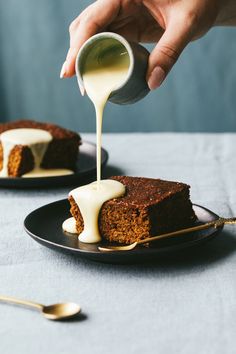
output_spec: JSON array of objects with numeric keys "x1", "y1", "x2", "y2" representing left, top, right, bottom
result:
[{"x1": 68, "y1": 176, "x2": 197, "y2": 244}]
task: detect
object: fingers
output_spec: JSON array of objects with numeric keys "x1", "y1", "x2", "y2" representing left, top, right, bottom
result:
[
  {"x1": 61, "y1": 0, "x2": 121, "y2": 78},
  {"x1": 147, "y1": 14, "x2": 196, "y2": 90}
]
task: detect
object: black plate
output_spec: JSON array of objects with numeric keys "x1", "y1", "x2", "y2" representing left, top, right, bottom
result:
[
  {"x1": 0, "y1": 141, "x2": 108, "y2": 188},
  {"x1": 24, "y1": 201, "x2": 223, "y2": 264}
]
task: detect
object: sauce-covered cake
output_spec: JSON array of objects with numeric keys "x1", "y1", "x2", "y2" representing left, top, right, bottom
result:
[
  {"x1": 0, "y1": 120, "x2": 81, "y2": 177},
  {"x1": 65, "y1": 176, "x2": 197, "y2": 244}
]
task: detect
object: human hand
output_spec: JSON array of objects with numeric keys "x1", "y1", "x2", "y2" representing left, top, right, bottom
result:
[{"x1": 60, "y1": 0, "x2": 232, "y2": 89}]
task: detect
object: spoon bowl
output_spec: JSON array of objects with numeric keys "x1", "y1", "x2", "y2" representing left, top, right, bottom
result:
[
  {"x1": 0, "y1": 295, "x2": 82, "y2": 321},
  {"x1": 42, "y1": 303, "x2": 81, "y2": 320},
  {"x1": 99, "y1": 242, "x2": 137, "y2": 252}
]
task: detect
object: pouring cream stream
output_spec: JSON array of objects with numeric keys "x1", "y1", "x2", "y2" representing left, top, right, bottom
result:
[{"x1": 63, "y1": 43, "x2": 130, "y2": 243}]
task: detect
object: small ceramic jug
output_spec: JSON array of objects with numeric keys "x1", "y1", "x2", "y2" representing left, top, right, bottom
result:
[{"x1": 75, "y1": 32, "x2": 150, "y2": 105}]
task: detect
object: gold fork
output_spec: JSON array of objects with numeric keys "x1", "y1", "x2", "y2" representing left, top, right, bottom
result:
[{"x1": 98, "y1": 217, "x2": 236, "y2": 252}]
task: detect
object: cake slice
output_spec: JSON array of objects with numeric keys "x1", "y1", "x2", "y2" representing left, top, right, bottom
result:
[
  {"x1": 0, "y1": 120, "x2": 81, "y2": 177},
  {"x1": 69, "y1": 176, "x2": 197, "y2": 244}
]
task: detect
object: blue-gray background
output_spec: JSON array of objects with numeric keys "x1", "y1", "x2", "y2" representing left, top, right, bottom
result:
[{"x1": 0, "y1": 0, "x2": 235, "y2": 132}]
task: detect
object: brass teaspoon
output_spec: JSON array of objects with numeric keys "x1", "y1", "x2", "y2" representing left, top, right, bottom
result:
[
  {"x1": 0, "y1": 295, "x2": 81, "y2": 320},
  {"x1": 98, "y1": 217, "x2": 236, "y2": 252}
]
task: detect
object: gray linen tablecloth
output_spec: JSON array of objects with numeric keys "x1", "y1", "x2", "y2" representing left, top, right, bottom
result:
[{"x1": 0, "y1": 133, "x2": 236, "y2": 354}]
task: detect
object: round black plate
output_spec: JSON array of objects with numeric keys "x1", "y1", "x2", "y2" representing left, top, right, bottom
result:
[
  {"x1": 24, "y1": 201, "x2": 223, "y2": 264},
  {"x1": 0, "y1": 141, "x2": 108, "y2": 188}
]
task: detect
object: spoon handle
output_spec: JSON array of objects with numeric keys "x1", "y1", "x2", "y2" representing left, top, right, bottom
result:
[
  {"x1": 0, "y1": 295, "x2": 43, "y2": 311},
  {"x1": 137, "y1": 217, "x2": 235, "y2": 246}
]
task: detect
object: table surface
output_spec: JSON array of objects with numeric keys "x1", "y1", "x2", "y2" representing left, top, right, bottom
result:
[{"x1": 1, "y1": 133, "x2": 236, "y2": 354}]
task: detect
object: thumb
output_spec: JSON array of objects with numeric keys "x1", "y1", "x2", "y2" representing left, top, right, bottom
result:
[{"x1": 147, "y1": 20, "x2": 192, "y2": 90}]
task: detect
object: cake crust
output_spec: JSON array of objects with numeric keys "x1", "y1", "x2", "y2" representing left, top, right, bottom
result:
[{"x1": 0, "y1": 120, "x2": 80, "y2": 140}]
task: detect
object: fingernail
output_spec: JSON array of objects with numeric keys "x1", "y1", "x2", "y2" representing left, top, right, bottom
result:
[
  {"x1": 78, "y1": 82, "x2": 85, "y2": 96},
  {"x1": 60, "y1": 61, "x2": 67, "y2": 79},
  {"x1": 148, "y1": 66, "x2": 166, "y2": 90}
]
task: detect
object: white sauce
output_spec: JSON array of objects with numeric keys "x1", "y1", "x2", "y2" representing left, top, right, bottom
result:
[
  {"x1": 0, "y1": 128, "x2": 73, "y2": 177},
  {"x1": 62, "y1": 217, "x2": 77, "y2": 234},
  {"x1": 63, "y1": 180, "x2": 125, "y2": 243},
  {"x1": 23, "y1": 169, "x2": 73, "y2": 178},
  {"x1": 82, "y1": 44, "x2": 130, "y2": 184},
  {"x1": 63, "y1": 42, "x2": 129, "y2": 243}
]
